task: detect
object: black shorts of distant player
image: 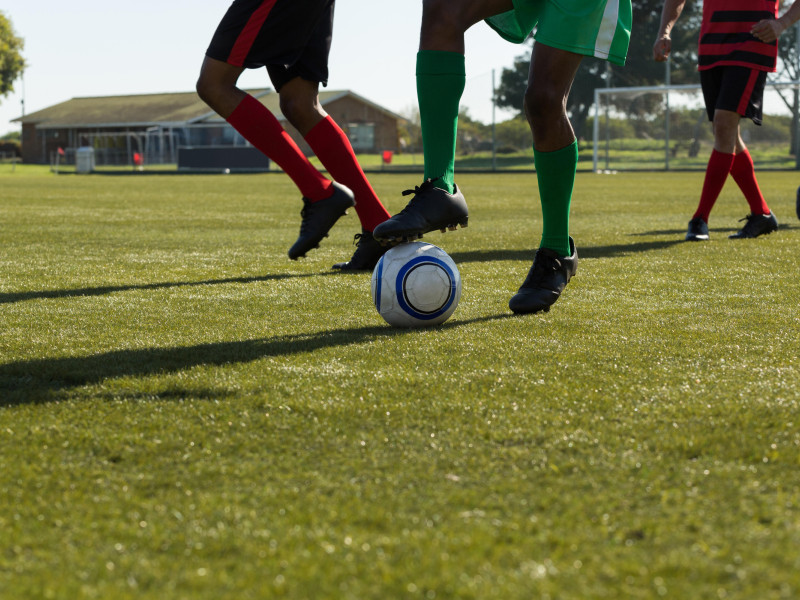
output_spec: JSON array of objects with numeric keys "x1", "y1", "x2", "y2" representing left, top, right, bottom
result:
[
  {"x1": 700, "y1": 65, "x2": 767, "y2": 126},
  {"x1": 205, "y1": 0, "x2": 334, "y2": 91}
]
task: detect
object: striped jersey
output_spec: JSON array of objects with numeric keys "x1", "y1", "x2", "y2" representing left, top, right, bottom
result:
[{"x1": 699, "y1": 0, "x2": 779, "y2": 72}]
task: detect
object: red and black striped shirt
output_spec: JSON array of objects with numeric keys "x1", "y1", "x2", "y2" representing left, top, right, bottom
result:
[{"x1": 699, "y1": 0, "x2": 779, "y2": 72}]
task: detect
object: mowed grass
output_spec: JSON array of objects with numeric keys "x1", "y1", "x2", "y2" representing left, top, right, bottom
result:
[{"x1": 1, "y1": 167, "x2": 800, "y2": 599}]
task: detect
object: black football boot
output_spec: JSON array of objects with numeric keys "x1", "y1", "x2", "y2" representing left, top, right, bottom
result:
[
  {"x1": 372, "y1": 178, "x2": 468, "y2": 244},
  {"x1": 288, "y1": 182, "x2": 355, "y2": 260}
]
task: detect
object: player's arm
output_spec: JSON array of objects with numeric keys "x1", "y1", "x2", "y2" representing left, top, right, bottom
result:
[
  {"x1": 653, "y1": 0, "x2": 688, "y2": 62},
  {"x1": 751, "y1": 0, "x2": 800, "y2": 43}
]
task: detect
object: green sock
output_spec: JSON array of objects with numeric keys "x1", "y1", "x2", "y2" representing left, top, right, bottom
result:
[
  {"x1": 533, "y1": 140, "x2": 578, "y2": 257},
  {"x1": 416, "y1": 50, "x2": 465, "y2": 194}
]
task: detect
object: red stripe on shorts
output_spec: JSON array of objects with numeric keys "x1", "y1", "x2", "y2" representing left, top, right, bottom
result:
[
  {"x1": 737, "y1": 69, "x2": 760, "y2": 115},
  {"x1": 228, "y1": 0, "x2": 279, "y2": 67}
]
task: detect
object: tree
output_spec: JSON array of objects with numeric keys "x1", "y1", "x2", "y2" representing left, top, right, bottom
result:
[
  {"x1": 0, "y1": 11, "x2": 25, "y2": 100},
  {"x1": 771, "y1": 23, "x2": 800, "y2": 155},
  {"x1": 493, "y1": 0, "x2": 703, "y2": 140}
]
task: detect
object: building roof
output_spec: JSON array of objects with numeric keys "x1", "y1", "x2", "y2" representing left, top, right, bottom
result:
[{"x1": 15, "y1": 89, "x2": 405, "y2": 129}]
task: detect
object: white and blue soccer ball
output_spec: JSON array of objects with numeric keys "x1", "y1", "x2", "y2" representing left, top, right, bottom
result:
[{"x1": 371, "y1": 242, "x2": 461, "y2": 328}]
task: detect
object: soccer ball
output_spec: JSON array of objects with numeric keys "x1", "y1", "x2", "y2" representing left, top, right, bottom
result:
[{"x1": 371, "y1": 242, "x2": 461, "y2": 328}]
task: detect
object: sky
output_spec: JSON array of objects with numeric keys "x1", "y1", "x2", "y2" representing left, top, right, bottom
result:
[{"x1": 0, "y1": 1, "x2": 527, "y2": 137}]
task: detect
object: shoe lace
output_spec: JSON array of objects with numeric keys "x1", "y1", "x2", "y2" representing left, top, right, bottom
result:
[
  {"x1": 397, "y1": 177, "x2": 442, "y2": 213},
  {"x1": 524, "y1": 252, "x2": 561, "y2": 286},
  {"x1": 737, "y1": 213, "x2": 757, "y2": 233},
  {"x1": 298, "y1": 202, "x2": 315, "y2": 235}
]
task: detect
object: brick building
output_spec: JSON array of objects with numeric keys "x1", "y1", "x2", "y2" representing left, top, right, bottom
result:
[{"x1": 14, "y1": 89, "x2": 405, "y2": 169}]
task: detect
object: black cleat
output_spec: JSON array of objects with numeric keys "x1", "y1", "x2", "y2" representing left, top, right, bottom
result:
[
  {"x1": 685, "y1": 217, "x2": 709, "y2": 241},
  {"x1": 288, "y1": 182, "x2": 355, "y2": 260},
  {"x1": 372, "y1": 178, "x2": 468, "y2": 244},
  {"x1": 331, "y1": 229, "x2": 388, "y2": 272},
  {"x1": 728, "y1": 212, "x2": 778, "y2": 239},
  {"x1": 509, "y1": 237, "x2": 578, "y2": 315},
  {"x1": 796, "y1": 186, "x2": 800, "y2": 220}
]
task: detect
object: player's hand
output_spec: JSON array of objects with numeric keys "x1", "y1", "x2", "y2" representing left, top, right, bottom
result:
[
  {"x1": 653, "y1": 37, "x2": 671, "y2": 62},
  {"x1": 751, "y1": 18, "x2": 785, "y2": 43}
]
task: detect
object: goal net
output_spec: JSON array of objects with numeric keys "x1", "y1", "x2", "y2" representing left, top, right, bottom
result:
[{"x1": 591, "y1": 81, "x2": 800, "y2": 172}]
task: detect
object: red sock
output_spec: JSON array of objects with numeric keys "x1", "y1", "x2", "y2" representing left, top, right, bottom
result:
[
  {"x1": 226, "y1": 94, "x2": 332, "y2": 201},
  {"x1": 730, "y1": 149, "x2": 770, "y2": 216},
  {"x1": 305, "y1": 116, "x2": 391, "y2": 232},
  {"x1": 693, "y1": 149, "x2": 735, "y2": 222}
]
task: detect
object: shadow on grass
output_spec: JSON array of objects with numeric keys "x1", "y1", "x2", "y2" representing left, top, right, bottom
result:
[
  {"x1": 3, "y1": 237, "x2": 693, "y2": 306},
  {"x1": 451, "y1": 238, "x2": 684, "y2": 263},
  {"x1": 630, "y1": 229, "x2": 688, "y2": 237},
  {"x1": 635, "y1": 222, "x2": 800, "y2": 237},
  {"x1": 0, "y1": 313, "x2": 515, "y2": 405},
  {"x1": 0, "y1": 271, "x2": 343, "y2": 305}
]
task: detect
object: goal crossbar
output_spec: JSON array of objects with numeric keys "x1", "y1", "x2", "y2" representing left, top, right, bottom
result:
[{"x1": 592, "y1": 80, "x2": 800, "y2": 172}]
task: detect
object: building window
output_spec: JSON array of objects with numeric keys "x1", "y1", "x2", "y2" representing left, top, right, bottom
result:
[{"x1": 347, "y1": 123, "x2": 375, "y2": 151}]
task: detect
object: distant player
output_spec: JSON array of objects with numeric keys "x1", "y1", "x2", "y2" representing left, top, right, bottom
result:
[
  {"x1": 654, "y1": 0, "x2": 800, "y2": 241},
  {"x1": 196, "y1": 0, "x2": 391, "y2": 270},
  {"x1": 372, "y1": 0, "x2": 631, "y2": 314}
]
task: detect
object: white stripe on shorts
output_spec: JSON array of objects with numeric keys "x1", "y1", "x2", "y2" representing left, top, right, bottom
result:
[{"x1": 595, "y1": 0, "x2": 620, "y2": 60}]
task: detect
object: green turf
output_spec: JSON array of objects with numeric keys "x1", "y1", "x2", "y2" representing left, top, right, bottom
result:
[{"x1": 1, "y1": 167, "x2": 799, "y2": 599}]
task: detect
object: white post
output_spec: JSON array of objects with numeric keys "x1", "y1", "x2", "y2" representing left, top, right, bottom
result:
[
  {"x1": 795, "y1": 23, "x2": 800, "y2": 170},
  {"x1": 665, "y1": 57, "x2": 671, "y2": 171},
  {"x1": 592, "y1": 87, "x2": 600, "y2": 172},
  {"x1": 491, "y1": 69, "x2": 497, "y2": 172}
]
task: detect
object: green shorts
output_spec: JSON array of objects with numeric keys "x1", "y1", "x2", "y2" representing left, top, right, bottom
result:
[{"x1": 486, "y1": 0, "x2": 631, "y2": 66}]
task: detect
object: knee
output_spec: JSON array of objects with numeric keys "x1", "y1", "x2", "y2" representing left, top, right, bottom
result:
[
  {"x1": 422, "y1": 0, "x2": 450, "y2": 24},
  {"x1": 195, "y1": 73, "x2": 213, "y2": 105},
  {"x1": 712, "y1": 126, "x2": 738, "y2": 154},
  {"x1": 712, "y1": 118, "x2": 737, "y2": 140},
  {"x1": 196, "y1": 72, "x2": 224, "y2": 110},
  {"x1": 421, "y1": 0, "x2": 466, "y2": 39},
  {"x1": 524, "y1": 85, "x2": 562, "y2": 128},
  {"x1": 279, "y1": 93, "x2": 318, "y2": 129}
]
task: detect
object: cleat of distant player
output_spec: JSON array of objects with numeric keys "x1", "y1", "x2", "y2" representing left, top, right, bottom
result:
[
  {"x1": 728, "y1": 212, "x2": 778, "y2": 239},
  {"x1": 332, "y1": 229, "x2": 389, "y2": 272},
  {"x1": 796, "y1": 186, "x2": 800, "y2": 220},
  {"x1": 372, "y1": 177, "x2": 468, "y2": 245},
  {"x1": 509, "y1": 237, "x2": 578, "y2": 315},
  {"x1": 685, "y1": 217, "x2": 709, "y2": 241},
  {"x1": 288, "y1": 182, "x2": 355, "y2": 260}
]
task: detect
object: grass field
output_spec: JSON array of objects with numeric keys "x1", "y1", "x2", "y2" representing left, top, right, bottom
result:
[{"x1": 2, "y1": 166, "x2": 800, "y2": 599}]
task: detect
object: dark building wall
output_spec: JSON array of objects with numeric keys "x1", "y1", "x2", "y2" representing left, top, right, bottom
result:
[{"x1": 283, "y1": 97, "x2": 400, "y2": 156}]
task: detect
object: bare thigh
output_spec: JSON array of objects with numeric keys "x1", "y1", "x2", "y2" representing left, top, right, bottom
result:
[{"x1": 420, "y1": 0, "x2": 515, "y2": 52}]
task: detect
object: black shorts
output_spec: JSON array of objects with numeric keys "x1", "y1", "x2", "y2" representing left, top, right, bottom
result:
[
  {"x1": 205, "y1": 0, "x2": 335, "y2": 91},
  {"x1": 700, "y1": 66, "x2": 767, "y2": 126}
]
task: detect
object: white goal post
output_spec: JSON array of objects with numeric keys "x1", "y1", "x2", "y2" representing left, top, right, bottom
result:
[{"x1": 592, "y1": 81, "x2": 800, "y2": 172}]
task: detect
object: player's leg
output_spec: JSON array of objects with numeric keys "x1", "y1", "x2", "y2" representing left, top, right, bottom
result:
[
  {"x1": 196, "y1": 60, "x2": 343, "y2": 250},
  {"x1": 508, "y1": 43, "x2": 581, "y2": 314},
  {"x1": 526, "y1": 41, "x2": 582, "y2": 255},
  {"x1": 685, "y1": 69, "x2": 733, "y2": 241},
  {"x1": 198, "y1": 0, "x2": 355, "y2": 260},
  {"x1": 372, "y1": 0, "x2": 513, "y2": 244},
  {"x1": 728, "y1": 132, "x2": 778, "y2": 238},
  {"x1": 287, "y1": 76, "x2": 392, "y2": 270},
  {"x1": 195, "y1": 56, "x2": 247, "y2": 119},
  {"x1": 416, "y1": 0, "x2": 513, "y2": 189},
  {"x1": 725, "y1": 70, "x2": 778, "y2": 238},
  {"x1": 273, "y1": 6, "x2": 392, "y2": 270},
  {"x1": 689, "y1": 107, "x2": 737, "y2": 239}
]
